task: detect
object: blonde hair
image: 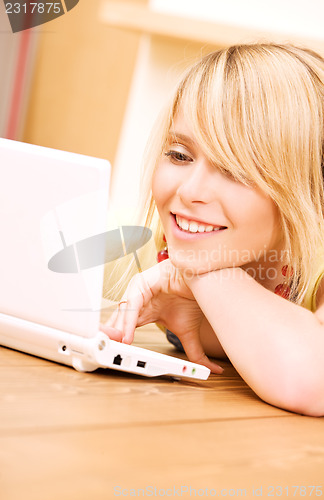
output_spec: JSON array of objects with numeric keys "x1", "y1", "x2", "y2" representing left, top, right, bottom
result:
[{"x1": 105, "y1": 43, "x2": 324, "y2": 307}]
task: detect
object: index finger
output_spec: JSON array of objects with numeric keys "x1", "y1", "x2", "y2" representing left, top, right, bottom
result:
[{"x1": 179, "y1": 332, "x2": 224, "y2": 374}]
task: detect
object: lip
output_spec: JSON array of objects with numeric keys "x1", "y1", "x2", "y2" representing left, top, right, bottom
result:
[{"x1": 170, "y1": 213, "x2": 227, "y2": 240}]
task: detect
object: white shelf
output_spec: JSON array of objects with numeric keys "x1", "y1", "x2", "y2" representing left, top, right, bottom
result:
[{"x1": 100, "y1": 1, "x2": 324, "y2": 52}]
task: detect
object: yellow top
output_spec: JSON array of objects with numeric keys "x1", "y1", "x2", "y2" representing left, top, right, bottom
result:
[{"x1": 302, "y1": 252, "x2": 324, "y2": 312}]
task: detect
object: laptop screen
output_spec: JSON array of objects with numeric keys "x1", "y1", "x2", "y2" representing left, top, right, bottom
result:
[{"x1": 0, "y1": 138, "x2": 110, "y2": 338}]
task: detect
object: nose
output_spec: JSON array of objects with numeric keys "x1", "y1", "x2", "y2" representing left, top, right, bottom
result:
[{"x1": 176, "y1": 161, "x2": 216, "y2": 205}]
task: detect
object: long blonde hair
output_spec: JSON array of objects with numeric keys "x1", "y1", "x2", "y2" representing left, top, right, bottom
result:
[{"x1": 105, "y1": 43, "x2": 324, "y2": 307}]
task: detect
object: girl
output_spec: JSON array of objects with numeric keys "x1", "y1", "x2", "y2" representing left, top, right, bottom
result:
[{"x1": 101, "y1": 43, "x2": 324, "y2": 417}]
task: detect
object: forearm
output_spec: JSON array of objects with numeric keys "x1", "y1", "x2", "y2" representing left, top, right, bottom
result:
[
  {"x1": 199, "y1": 316, "x2": 228, "y2": 360},
  {"x1": 188, "y1": 267, "x2": 324, "y2": 416}
]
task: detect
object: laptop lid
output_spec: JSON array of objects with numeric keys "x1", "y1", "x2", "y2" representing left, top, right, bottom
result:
[{"x1": 0, "y1": 138, "x2": 110, "y2": 338}]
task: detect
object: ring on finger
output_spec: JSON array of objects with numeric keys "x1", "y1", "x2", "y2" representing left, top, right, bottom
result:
[{"x1": 118, "y1": 300, "x2": 128, "y2": 309}]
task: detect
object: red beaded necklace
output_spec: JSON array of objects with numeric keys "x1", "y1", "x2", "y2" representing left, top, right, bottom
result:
[
  {"x1": 157, "y1": 235, "x2": 293, "y2": 300},
  {"x1": 274, "y1": 264, "x2": 293, "y2": 299}
]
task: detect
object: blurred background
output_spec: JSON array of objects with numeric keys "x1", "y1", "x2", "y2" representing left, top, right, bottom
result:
[{"x1": 1, "y1": 0, "x2": 324, "y2": 221}]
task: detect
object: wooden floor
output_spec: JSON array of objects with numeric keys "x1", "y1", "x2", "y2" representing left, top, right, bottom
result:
[{"x1": 1, "y1": 323, "x2": 324, "y2": 500}]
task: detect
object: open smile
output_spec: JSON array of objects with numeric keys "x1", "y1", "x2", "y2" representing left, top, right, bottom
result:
[{"x1": 171, "y1": 213, "x2": 227, "y2": 238}]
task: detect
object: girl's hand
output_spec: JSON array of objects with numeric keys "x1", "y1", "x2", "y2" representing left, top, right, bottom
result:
[{"x1": 100, "y1": 259, "x2": 223, "y2": 374}]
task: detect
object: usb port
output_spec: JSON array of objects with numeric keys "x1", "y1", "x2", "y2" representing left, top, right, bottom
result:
[
  {"x1": 113, "y1": 354, "x2": 122, "y2": 365},
  {"x1": 137, "y1": 360, "x2": 146, "y2": 368}
]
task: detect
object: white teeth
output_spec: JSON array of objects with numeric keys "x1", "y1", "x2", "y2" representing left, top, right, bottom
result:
[
  {"x1": 189, "y1": 222, "x2": 198, "y2": 233},
  {"x1": 176, "y1": 215, "x2": 223, "y2": 233},
  {"x1": 181, "y1": 218, "x2": 189, "y2": 230}
]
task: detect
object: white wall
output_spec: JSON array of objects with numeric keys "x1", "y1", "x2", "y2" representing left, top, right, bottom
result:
[{"x1": 151, "y1": 0, "x2": 324, "y2": 40}]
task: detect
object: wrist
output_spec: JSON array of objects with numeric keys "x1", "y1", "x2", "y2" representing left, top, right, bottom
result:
[{"x1": 184, "y1": 266, "x2": 249, "y2": 291}]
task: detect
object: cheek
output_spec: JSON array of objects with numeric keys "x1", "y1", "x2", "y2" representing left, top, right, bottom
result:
[
  {"x1": 232, "y1": 186, "x2": 276, "y2": 226},
  {"x1": 240, "y1": 191, "x2": 281, "y2": 243},
  {"x1": 152, "y1": 163, "x2": 175, "y2": 210},
  {"x1": 253, "y1": 195, "x2": 280, "y2": 231}
]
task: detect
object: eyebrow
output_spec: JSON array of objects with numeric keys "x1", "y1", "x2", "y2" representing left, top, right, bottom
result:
[{"x1": 167, "y1": 132, "x2": 196, "y2": 146}]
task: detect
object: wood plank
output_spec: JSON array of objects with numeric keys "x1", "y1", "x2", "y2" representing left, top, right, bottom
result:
[
  {"x1": 0, "y1": 353, "x2": 287, "y2": 435},
  {"x1": 1, "y1": 416, "x2": 324, "y2": 500}
]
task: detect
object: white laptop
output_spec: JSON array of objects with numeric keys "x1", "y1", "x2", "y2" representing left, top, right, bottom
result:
[{"x1": 0, "y1": 138, "x2": 210, "y2": 380}]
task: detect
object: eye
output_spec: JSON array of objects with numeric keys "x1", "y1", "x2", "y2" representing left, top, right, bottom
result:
[{"x1": 164, "y1": 150, "x2": 193, "y2": 164}]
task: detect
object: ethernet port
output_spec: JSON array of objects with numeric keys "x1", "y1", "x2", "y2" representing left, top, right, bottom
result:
[{"x1": 113, "y1": 354, "x2": 123, "y2": 366}]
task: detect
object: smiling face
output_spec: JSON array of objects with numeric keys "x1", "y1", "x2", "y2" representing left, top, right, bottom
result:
[{"x1": 152, "y1": 108, "x2": 285, "y2": 286}]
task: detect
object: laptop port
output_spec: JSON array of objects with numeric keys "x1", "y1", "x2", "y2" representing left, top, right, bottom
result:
[
  {"x1": 113, "y1": 354, "x2": 122, "y2": 365},
  {"x1": 137, "y1": 360, "x2": 146, "y2": 368}
]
